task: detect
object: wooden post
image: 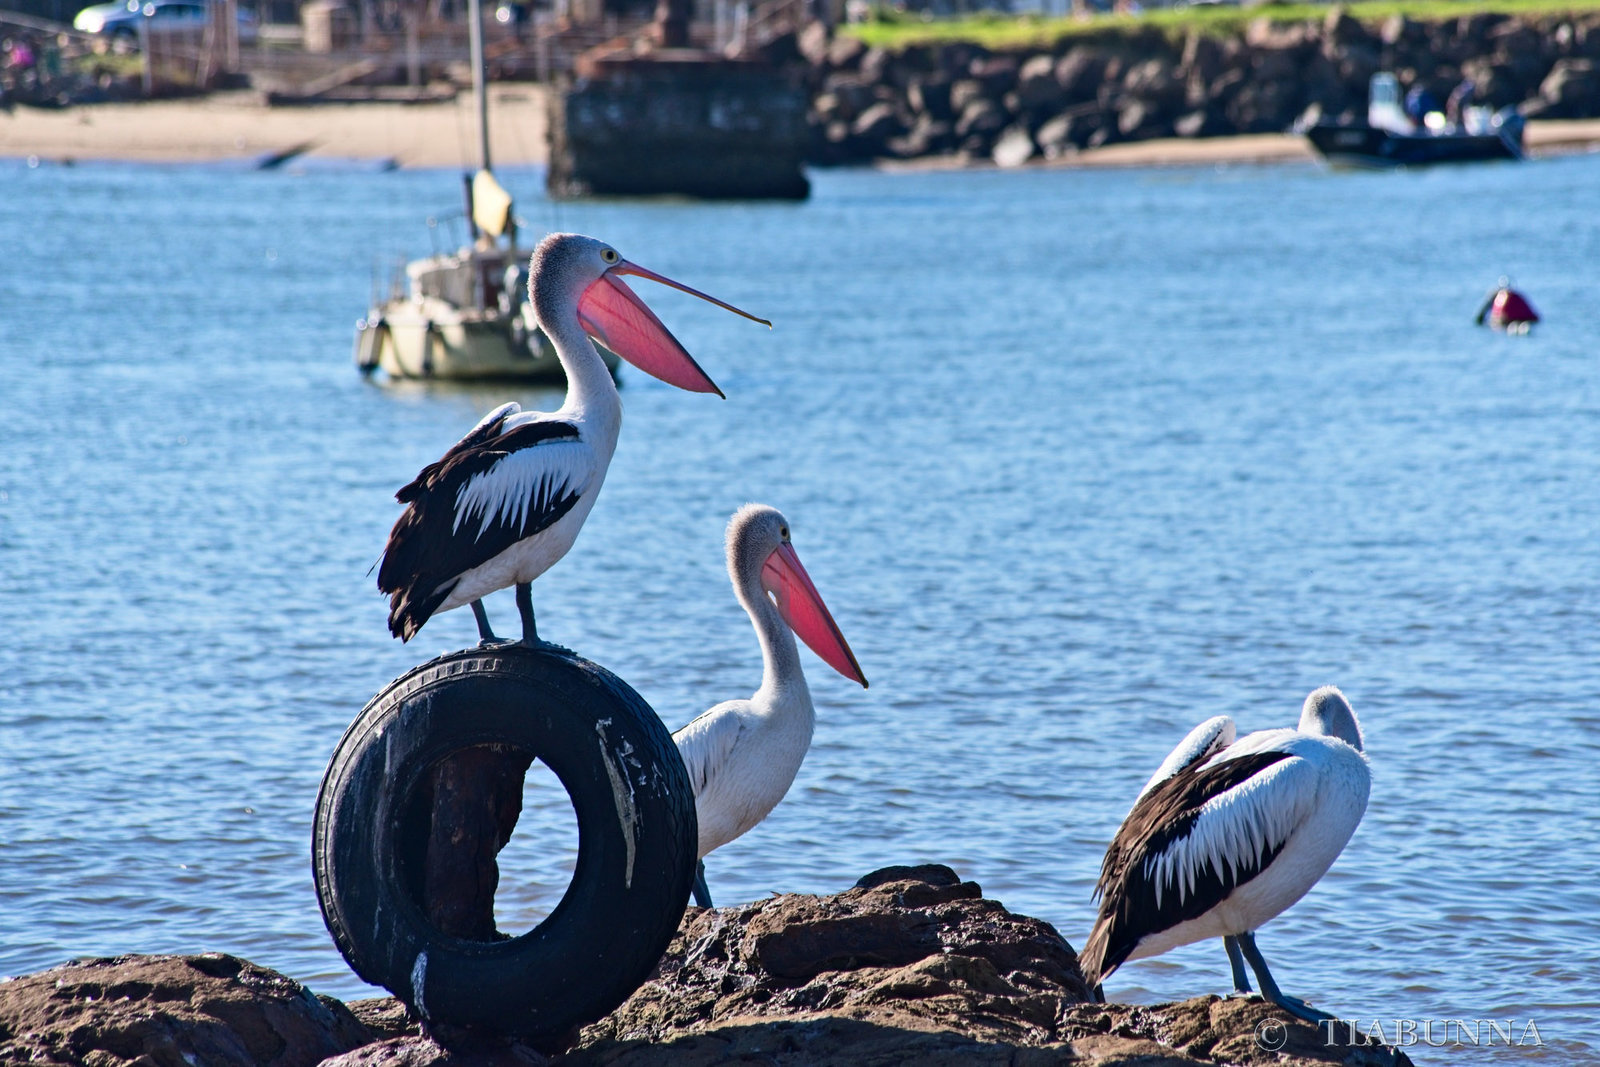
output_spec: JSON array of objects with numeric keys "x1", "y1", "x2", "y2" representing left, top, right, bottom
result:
[{"x1": 422, "y1": 746, "x2": 535, "y2": 941}]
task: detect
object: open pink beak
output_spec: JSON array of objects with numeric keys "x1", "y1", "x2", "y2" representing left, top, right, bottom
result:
[
  {"x1": 760, "y1": 542, "x2": 869, "y2": 688},
  {"x1": 576, "y1": 261, "x2": 769, "y2": 398}
]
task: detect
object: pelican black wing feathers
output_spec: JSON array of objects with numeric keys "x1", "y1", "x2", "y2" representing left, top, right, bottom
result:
[
  {"x1": 378, "y1": 419, "x2": 583, "y2": 640},
  {"x1": 1081, "y1": 750, "x2": 1294, "y2": 985}
]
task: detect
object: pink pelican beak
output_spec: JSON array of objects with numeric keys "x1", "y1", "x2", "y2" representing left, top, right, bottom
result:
[
  {"x1": 577, "y1": 260, "x2": 770, "y2": 398},
  {"x1": 760, "y1": 542, "x2": 869, "y2": 688}
]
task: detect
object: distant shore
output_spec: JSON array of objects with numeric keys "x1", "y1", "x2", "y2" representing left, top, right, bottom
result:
[{"x1": 4, "y1": 86, "x2": 1599, "y2": 171}]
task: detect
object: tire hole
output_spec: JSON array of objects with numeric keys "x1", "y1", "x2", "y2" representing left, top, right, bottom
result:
[{"x1": 493, "y1": 756, "x2": 580, "y2": 936}]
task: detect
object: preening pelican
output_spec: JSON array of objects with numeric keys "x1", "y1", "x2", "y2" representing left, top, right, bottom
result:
[
  {"x1": 1081, "y1": 686, "x2": 1370, "y2": 1023},
  {"x1": 673, "y1": 504, "x2": 869, "y2": 908},
  {"x1": 377, "y1": 233, "x2": 768, "y2": 644}
]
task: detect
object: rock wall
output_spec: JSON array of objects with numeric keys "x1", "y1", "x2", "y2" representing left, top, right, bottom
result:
[{"x1": 793, "y1": 9, "x2": 1600, "y2": 165}]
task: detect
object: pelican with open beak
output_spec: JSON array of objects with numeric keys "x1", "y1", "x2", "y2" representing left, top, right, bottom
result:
[{"x1": 378, "y1": 233, "x2": 769, "y2": 644}]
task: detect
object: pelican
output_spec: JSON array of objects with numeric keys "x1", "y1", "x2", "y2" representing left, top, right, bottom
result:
[
  {"x1": 1080, "y1": 686, "x2": 1370, "y2": 1023},
  {"x1": 673, "y1": 504, "x2": 869, "y2": 908},
  {"x1": 377, "y1": 233, "x2": 768, "y2": 644}
]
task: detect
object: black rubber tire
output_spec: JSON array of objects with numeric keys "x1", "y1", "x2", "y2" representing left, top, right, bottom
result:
[{"x1": 312, "y1": 644, "x2": 696, "y2": 1042}]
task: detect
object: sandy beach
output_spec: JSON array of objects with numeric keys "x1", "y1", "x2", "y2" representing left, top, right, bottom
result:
[
  {"x1": 4, "y1": 86, "x2": 1599, "y2": 170},
  {"x1": 0, "y1": 85, "x2": 553, "y2": 168}
]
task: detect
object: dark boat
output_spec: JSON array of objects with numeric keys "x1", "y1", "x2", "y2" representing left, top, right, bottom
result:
[
  {"x1": 1306, "y1": 121, "x2": 1523, "y2": 167},
  {"x1": 1305, "y1": 73, "x2": 1524, "y2": 168}
]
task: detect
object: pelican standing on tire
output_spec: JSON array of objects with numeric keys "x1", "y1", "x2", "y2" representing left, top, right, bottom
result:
[
  {"x1": 1080, "y1": 686, "x2": 1370, "y2": 1023},
  {"x1": 673, "y1": 504, "x2": 869, "y2": 908},
  {"x1": 378, "y1": 233, "x2": 769, "y2": 645}
]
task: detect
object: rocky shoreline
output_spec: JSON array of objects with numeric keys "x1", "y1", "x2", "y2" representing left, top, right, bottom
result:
[
  {"x1": 795, "y1": 9, "x2": 1600, "y2": 166},
  {"x1": 0, "y1": 865, "x2": 1410, "y2": 1066}
]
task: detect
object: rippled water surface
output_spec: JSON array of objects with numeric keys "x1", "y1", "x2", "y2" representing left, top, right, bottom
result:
[{"x1": 2, "y1": 152, "x2": 1597, "y2": 1061}]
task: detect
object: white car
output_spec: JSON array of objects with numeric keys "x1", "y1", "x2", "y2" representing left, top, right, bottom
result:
[{"x1": 73, "y1": 0, "x2": 257, "y2": 50}]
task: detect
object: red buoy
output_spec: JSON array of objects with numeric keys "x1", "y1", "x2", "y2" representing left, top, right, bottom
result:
[{"x1": 1475, "y1": 279, "x2": 1540, "y2": 334}]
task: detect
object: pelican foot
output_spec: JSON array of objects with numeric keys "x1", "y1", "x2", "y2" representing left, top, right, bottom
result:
[
  {"x1": 518, "y1": 636, "x2": 574, "y2": 655},
  {"x1": 1268, "y1": 993, "x2": 1335, "y2": 1024},
  {"x1": 1234, "y1": 931, "x2": 1332, "y2": 1023}
]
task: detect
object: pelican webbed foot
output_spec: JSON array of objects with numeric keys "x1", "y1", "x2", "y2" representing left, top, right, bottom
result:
[{"x1": 1234, "y1": 930, "x2": 1334, "y2": 1023}]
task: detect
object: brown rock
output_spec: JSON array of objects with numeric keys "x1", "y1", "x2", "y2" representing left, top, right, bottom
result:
[
  {"x1": 991, "y1": 125, "x2": 1038, "y2": 168},
  {"x1": 574, "y1": 866, "x2": 1088, "y2": 1052},
  {"x1": 1538, "y1": 57, "x2": 1600, "y2": 115},
  {"x1": 1322, "y1": 7, "x2": 1370, "y2": 51},
  {"x1": 1180, "y1": 32, "x2": 1225, "y2": 89},
  {"x1": 849, "y1": 101, "x2": 906, "y2": 149},
  {"x1": 968, "y1": 54, "x2": 1020, "y2": 95},
  {"x1": 907, "y1": 75, "x2": 953, "y2": 120},
  {"x1": 796, "y1": 19, "x2": 830, "y2": 67},
  {"x1": 1123, "y1": 56, "x2": 1184, "y2": 113},
  {"x1": 1246, "y1": 18, "x2": 1312, "y2": 52},
  {"x1": 349, "y1": 998, "x2": 424, "y2": 1041},
  {"x1": 557, "y1": 867, "x2": 1410, "y2": 1066},
  {"x1": 1380, "y1": 14, "x2": 1423, "y2": 47},
  {"x1": 324, "y1": 1036, "x2": 551, "y2": 1066},
  {"x1": 1175, "y1": 107, "x2": 1232, "y2": 138},
  {"x1": 0, "y1": 953, "x2": 371, "y2": 1066},
  {"x1": 885, "y1": 114, "x2": 954, "y2": 158},
  {"x1": 1016, "y1": 53, "x2": 1066, "y2": 111},
  {"x1": 825, "y1": 34, "x2": 865, "y2": 71},
  {"x1": 948, "y1": 77, "x2": 989, "y2": 116},
  {"x1": 954, "y1": 97, "x2": 1010, "y2": 142},
  {"x1": 1034, "y1": 112, "x2": 1100, "y2": 158},
  {"x1": 1055, "y1": 46, "x2": 1106, "y2": 103}
]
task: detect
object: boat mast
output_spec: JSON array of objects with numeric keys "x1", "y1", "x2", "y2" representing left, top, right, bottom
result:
[{"x1": 469, "y1": 0, "x2": 491, "y2": 175}]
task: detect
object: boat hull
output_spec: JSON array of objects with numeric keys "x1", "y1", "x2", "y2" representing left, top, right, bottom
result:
[
  {"x1": 355, "y1": 300, "x2": 618, "y2": 384},
  {"x1": 1306, "y1": 122, "x2": 1522, "y2": 168}
]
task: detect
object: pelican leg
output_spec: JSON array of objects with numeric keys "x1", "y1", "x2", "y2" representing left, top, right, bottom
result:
[
  {"x1": 691, "y1": 860, "x2": 713, "y2": 908},
  {"x1": 471, "y1": 600, "x2": 500, "y2": 644},
  {"x1": 1224, "y1": 935, "x2": 1253, "y2": 995},
  {"x1": 1236, "y1": 931, "x2": 1333, "y2": 1023},
  {"x1": 516, "y1": 583, "x2": 541, "y2": 646}
]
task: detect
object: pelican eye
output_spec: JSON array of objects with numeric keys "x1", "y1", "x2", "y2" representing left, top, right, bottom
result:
[
  {"x1": 601, "y1": 249, "x2": 619, "y2": 264},
  {"x1": 780, "y1": 527, "x2": 789, "y2": 539}
]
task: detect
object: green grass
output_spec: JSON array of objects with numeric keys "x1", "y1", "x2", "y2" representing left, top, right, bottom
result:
[{"x1": 844, "y1": 0, "x2": 1600, "y2": 51}]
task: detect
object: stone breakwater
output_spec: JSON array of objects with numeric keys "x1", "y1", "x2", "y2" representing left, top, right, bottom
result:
[{"x1": 794, "y1": 9, "x2": 1600, "y2": 165}]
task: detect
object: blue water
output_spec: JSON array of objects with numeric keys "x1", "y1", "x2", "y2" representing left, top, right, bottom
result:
[{"x1": 1, "y1": 151, "x2": 1597, "y2": 1062}]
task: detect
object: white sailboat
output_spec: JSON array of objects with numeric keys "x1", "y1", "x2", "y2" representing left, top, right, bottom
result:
[{"x1": 353, "y1": 0, "x2": 619, "y2": 383}]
